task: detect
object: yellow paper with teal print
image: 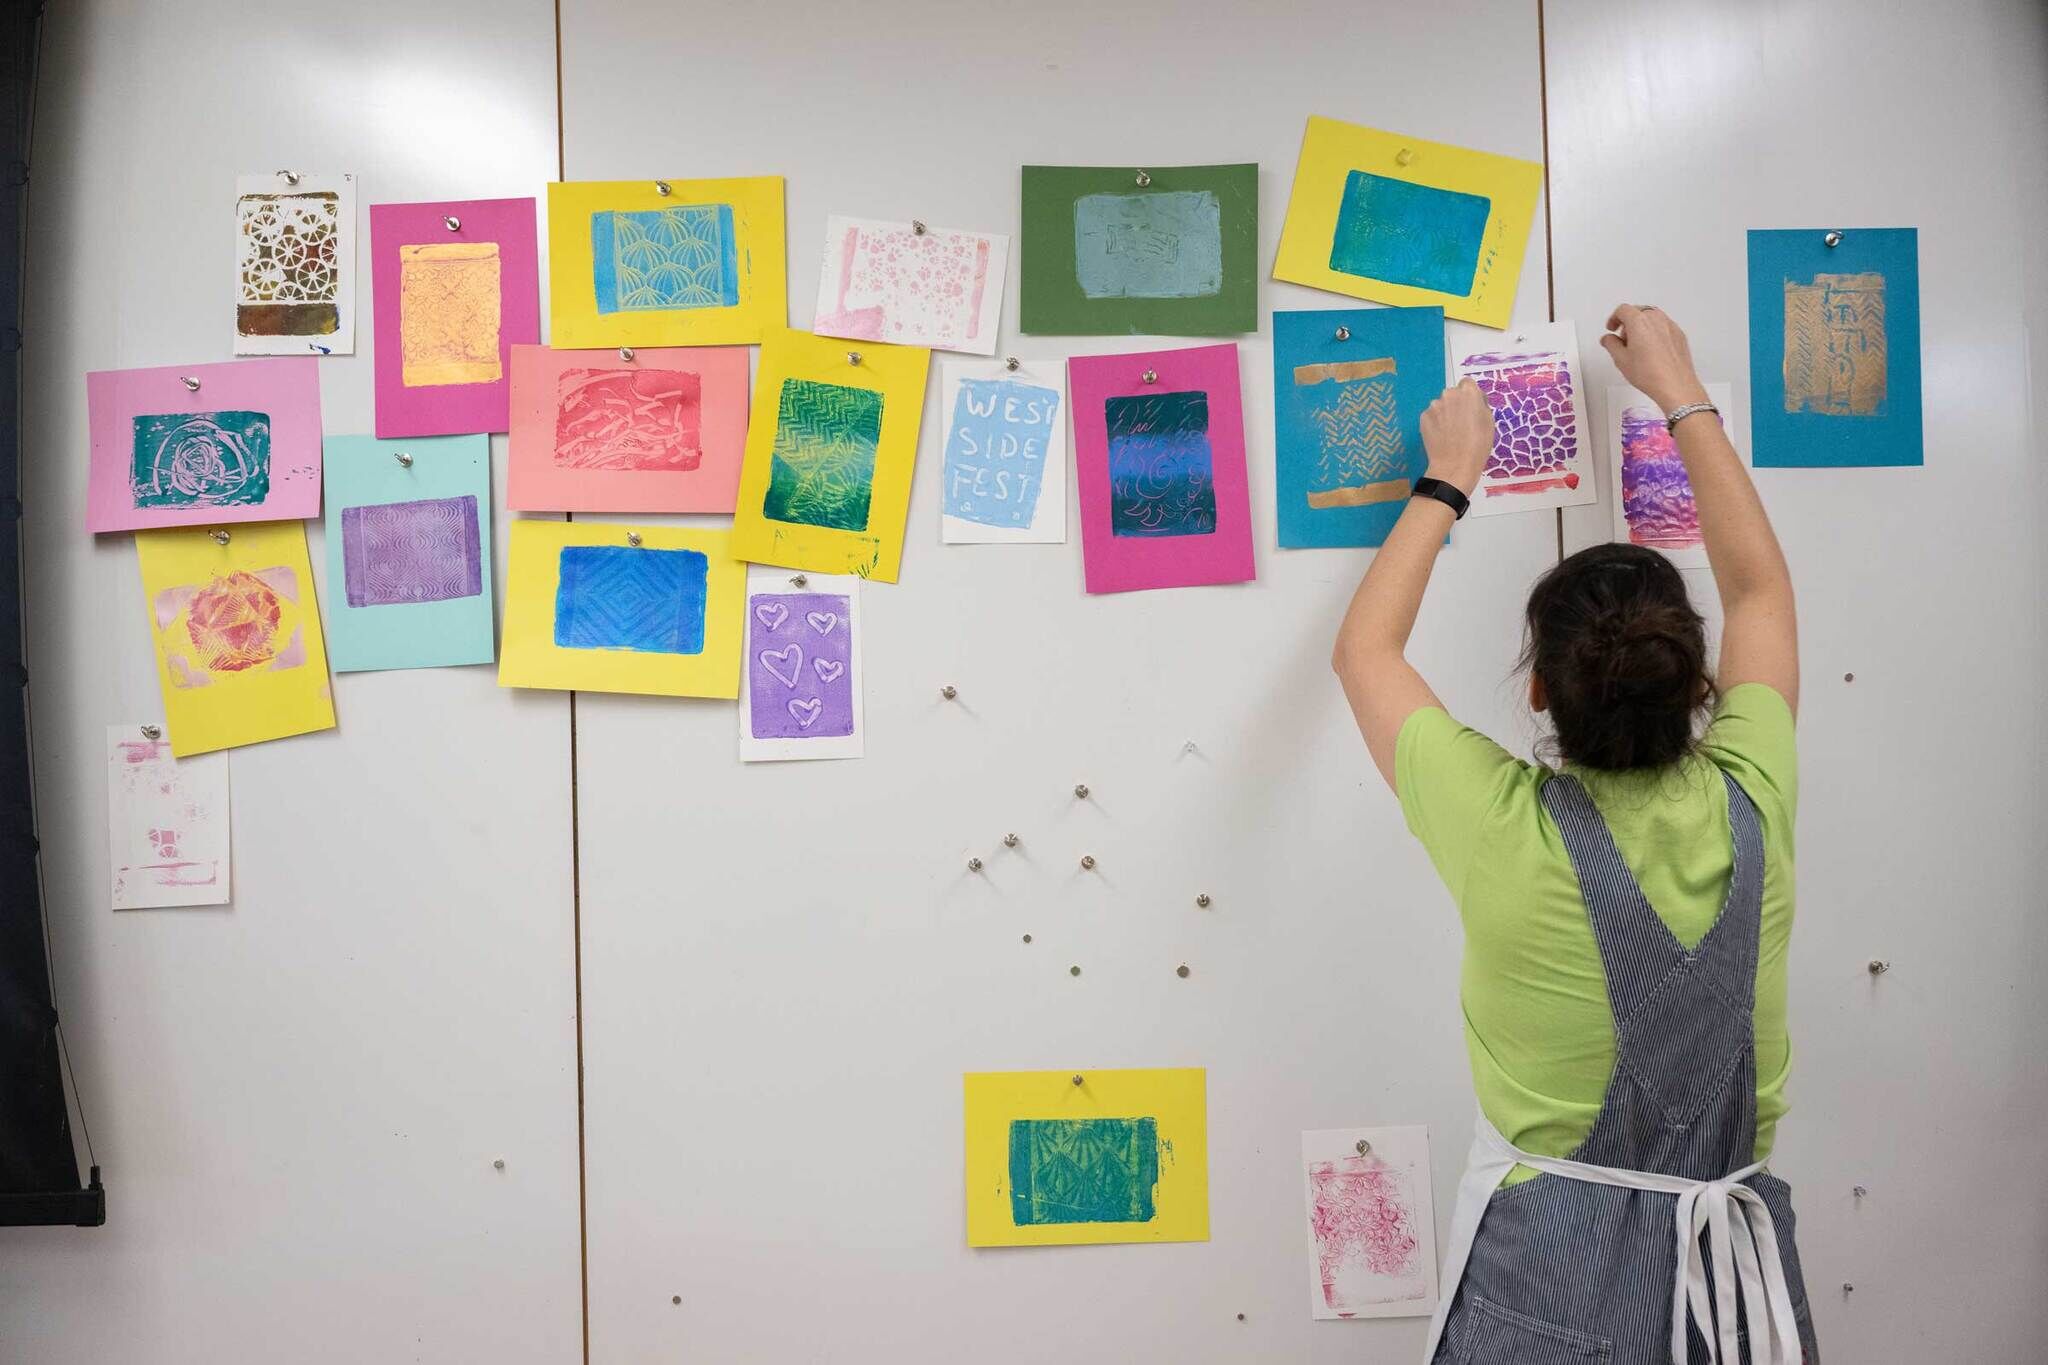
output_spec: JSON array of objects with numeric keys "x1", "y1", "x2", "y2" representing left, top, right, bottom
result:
[
  {"x1": 963, "y1": 1067, "x2": 1208, "y2": 1248},
  {"x1": 497, "y1": 520, "x2": 745, "y2": 698},
  {"x1": 729, "y1": 327, "x2": 930, "y2": 582},
  {"x1": 1274, "y1": 116, "x2": 1541, "y2": 329},
  {"x1": 135, "y1": 521, "x2": 336, "y2": 758},
  {"x1": 547, "y1": 177, "x2": 787, "y2": 348}
]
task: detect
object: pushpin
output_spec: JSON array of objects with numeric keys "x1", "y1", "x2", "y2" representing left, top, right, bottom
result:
[
  {"x1": 912, "y1": 220, "x2": 928, "y2": 235},
  {"x1": 1196, "y1": 893, "x2": 1211, "y2": 908},
  {"x1": 1842, "y1": 1282, "x2": 1855, "y2": 1295},
  {"x1": 493, "y1": 1158, "x2": 505, "y2": 1170},
  {"x1": 671, "y1": 1296, "x2": 681, "y2": 1306},
  {"x1": 1395, "y1": 147, "x2": 1415, "y2": 167},
  {"x1": 790, "y1": 574, "x2": 807, "y2": 587},
  {"x1": 1355, "y1": 1138, "x2": 1372, "y2": 1156},
  {"x1": 1005, "y1": 357, "x2": 1021, "y2": 371},
  {"x1": 1003, "y1": 833, "x2": 1019, "y2": 848},
  {"x1": 941, "y1": 685, "x2": 958, "y2": 700},
  {"x1": 626, "y1": 531, "x2": 643, "y2": 547},
  {"x1": 278, "y1": 169, "x2": 302, "y2": 185},
  {"x1": 967, "y1": 857, "x2": 983, "y2": 873},
  {"x1": 619, "y1": 346, "x2": 635, "y2": 362},
  {"x1": 1080, "y1": 855, "x2": 1096, "y2": 871},
  {"x1": 1073, "y1": 783, "x2": 1090, "y2": 799},
  {"x1": 1824, "y1": 230, "x2": 1843, "y2": 248},
  {"x1": 1021, "y1": 933, "x2": 1032, "y2": 944},
  {"x1": 846, "y1": 351, "x2": 863, "y2": 366},
  {"x1": 209, "y1": 529, "x2": 231, "y2": 545},
  {"x1": 1844, "y1": 672, "x2": 1855, "y2": 683},
  {"x1": 1853, "y1": 1185, "x2": 1868, "y2": 1199},
  {"x1": 140, "y1": 725, "x2": 162, "y2": 740},
  {"x1": 655, "y1": 180, "x2": 672, "y2": 195},
  {"x1": 1868, "y1": 959, "x2": 1890, "y2": 976},
  {"x1": 395, "y1": 451, "x2": 413, "y2": 467},
  {"x1": 1069, "y1": 965, "x2": 1081, "y2": 976},
  {"x1": 1335, "y1": 325, "x2": 1350, "y2": 341},
  {"x1": 1135, "y1": 169, "x2": 1152, "y2": 187},
  {"x1": 1176, "y1": 964, "x2": 1190, "y2": 978},
  {"x1": 1071, "y1": 1073, "x2": 1083, "y2": 1086},
  {"x1": 444, "y1": 215, "x2": 461, "y2": 232},
  {"x1": 1141, "y1": 369, "x2": 1158, "y2": 384},
  {"x1": 181, "y1": 375, "x2": 201, "y2": 391}
]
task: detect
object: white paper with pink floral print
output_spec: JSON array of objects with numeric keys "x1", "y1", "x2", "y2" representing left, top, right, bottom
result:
[
  {"x1": 811, "y1": 215, "x2": 1009, "y2": 355},
  {"x1": 1301, "y1": 1124, "x2": 1439, "y2": 1321}
]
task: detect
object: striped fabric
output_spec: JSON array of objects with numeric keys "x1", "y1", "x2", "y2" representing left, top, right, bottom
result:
[{"x1": 1432, "y1": 771, "x2": 1818, "y2": 1364}]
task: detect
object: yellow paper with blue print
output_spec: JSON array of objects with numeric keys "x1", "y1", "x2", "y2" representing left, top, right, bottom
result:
[
  {"x1": 963, "y1": 1067, "x2": 1208, "y2": 1248},
  {"x1": 729, "y1": 327, "x2": 930, "y2": 582},
  {"x1": 497, "y1": 520, "x2": 745, "y2": 698},
  {"x1": 547, "y1": 177, "x2": 787, "y2": 348},
  {"x1": 1274, "y1": 116, "x2": 1541, "y2": 329},
  {"x1": 135, "y1": 521, "x2": 335, "y2": 758}
]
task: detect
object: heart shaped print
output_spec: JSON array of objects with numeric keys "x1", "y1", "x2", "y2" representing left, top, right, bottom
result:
[
  {"x1": 759, "y1": 644, "x2": 803, "y2": 689},
  {"x1": 813, "y1": 658, "x2": 845, "y2": 684},
  {"x1": 754, "y1": 601, "x2": 789, "y2": 631},
  {"x1": 805, "y1": 611, "x2": 839, "y2": 636},
  {"x1": 787, "y1": 697, "x2": 824, "y2": 729}
]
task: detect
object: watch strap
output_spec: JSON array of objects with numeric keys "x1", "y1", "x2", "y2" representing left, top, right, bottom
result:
[{"x1": 1412, "y1": 476, "x2": 1470, "y2": 520}]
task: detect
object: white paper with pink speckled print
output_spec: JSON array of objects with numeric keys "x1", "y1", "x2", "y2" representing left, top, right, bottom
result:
[{"x1": 811, "y1": 215, "x2": 1010, "y2": 355}]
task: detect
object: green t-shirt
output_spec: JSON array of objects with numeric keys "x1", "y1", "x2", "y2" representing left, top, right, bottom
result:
[{"x1": 1395, "y1": 683, "x2": 1796, "y2": 1180}]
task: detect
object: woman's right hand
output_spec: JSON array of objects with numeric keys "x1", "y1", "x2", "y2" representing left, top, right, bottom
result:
[{"x1": 1600, "y1": 305, "x2": 1709, "y2": 412}]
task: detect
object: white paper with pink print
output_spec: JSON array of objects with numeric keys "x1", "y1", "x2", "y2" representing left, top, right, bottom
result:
[
  {"x1": 1450, "y1": 319, "x2": 1597, "y2": 516},
  {"x1": 811, "y1": 215, "x2": 1009, "y2": 355},
  {"x1": 106, "y1": 724, "x2": 230, "y2": 909},
  {"x1": 1301, "y1": 1124, "x2": 1439, "y2": 1321}
]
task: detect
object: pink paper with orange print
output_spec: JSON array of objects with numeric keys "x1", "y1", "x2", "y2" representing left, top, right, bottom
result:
[
  {"x1": 370, "y1": 198, "x2": 539, "y2": 437},
  {"x1": 811, "y1": 215, "x2": 1008, "y2": 355},
  {"x1": 506, "y1": 344, "x2": 750, "y2": 513}
]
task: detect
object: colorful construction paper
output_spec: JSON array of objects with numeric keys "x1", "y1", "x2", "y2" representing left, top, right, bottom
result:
[
  {"x1": 1068, "y1": 344, "x2": 1255, "y2": 593},
  {"x1": 1607, "y1": 382, "x2": 1735, "y2": 570},
  {"x1": 1274, "y1": 306, "x2": 1445, "y2": 548},
  {"x1": 1020, "y1": 164, "x2": 1258, "y2": 336},
  {"x1": 507, "y1": 344, "x2": 750, "y2": 513},
  {"x1": 963, "y1": 1068, "x2": 1208, "y2": 1248},
  {"x1": 321, "y1": 434, "x2": 494, "y2": 672},
  {"x1": 86, "y1": 359, "x2": 322, "y2": 534},
  {"x1": 235, "y1": 171, "x2": 356, "y2": 355},
  {"x1": 729, "y1": 327, "x2": 930, "y2": 581},
  {"x1": 812, "y1": 215, "x2": 1009, "y2": 354},
  {"x1": 135, "y1": 521, "x2": 336, "y2": 757},
  {"x1": 1746, "y1": 228, "x2": 1921, "y2": 467},
  {"x1": 369, "y1": 197, "x2": 539, "y2": 437},
  {"x1": 939, "y1": 358, "x2": 1066, "y2": 544},
  {"x1": 739, "y1": 567, "x2": 864, "y2": 762},
  {"x1": 1301, "y1": 1126, "x2": 1439, "y2": 1320},
  {"x1": 498, "y1": 520, "x2": 744, "y2": 698},
  {"x1": 106, "y1": 725, "x2": 230, "y2": 910},
  {"x1": 1450, "y1": 320, "x2": 1597, "y2": 516},
  {"x1": 1274, "y1": 118, "x2": 1540, "y2": 329},
  {"x1": 546, "y1": 177, "x2": 786, "y2": 349}
]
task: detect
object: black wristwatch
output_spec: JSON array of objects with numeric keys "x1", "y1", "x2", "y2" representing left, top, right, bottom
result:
[{"x1": 1412, "y1": 476, "x2": 1471, "y2": 520}]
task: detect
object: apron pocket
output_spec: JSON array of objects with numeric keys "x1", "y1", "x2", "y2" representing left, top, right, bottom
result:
[{"x1": 1463, "y1": 1296, "x2": 1612, "y2": 1363}]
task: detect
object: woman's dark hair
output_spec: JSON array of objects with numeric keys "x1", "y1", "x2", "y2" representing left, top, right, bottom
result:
[{"x1": 1519, "y1": 543, "x2": 1715, "y2": 771}]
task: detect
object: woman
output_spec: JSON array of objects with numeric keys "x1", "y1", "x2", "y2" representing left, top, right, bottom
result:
[{"x1": 1332, "y1": 306, "x2": 1815, "y2": 1364}]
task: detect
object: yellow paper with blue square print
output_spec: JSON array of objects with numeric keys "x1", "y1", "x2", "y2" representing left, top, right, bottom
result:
[
  {"x1": 497, "y1": 520, "x2": 745, "y2": 698},
  {"x1": 547, "y1": 177, "x2": 787, "y2": 348},
  {"x1": 135, "y1": 521, "x2": 335, "y2": 758},
  {"x1": 729, "y1": 327, "x2": 930, "y2": 582},
  {"x1": 963, "y1": 1067, "x2": 1208, "y2": 1248},
  {"x1": 1274, "y1": 116, "x2": 1541, "y2": 329}
]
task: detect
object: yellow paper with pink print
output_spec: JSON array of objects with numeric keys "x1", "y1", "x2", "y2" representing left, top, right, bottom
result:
[{"x1": 135, "y1": 522, "x2": 335, "y2": 757}]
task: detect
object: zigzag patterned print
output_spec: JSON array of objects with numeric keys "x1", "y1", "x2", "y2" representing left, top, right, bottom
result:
[
  {"x1": 763, "y1": 378, "x2": 884, "y2": 531},
  {"x1": 592, "y1": 205, "x2": 740, "y2": 314},
  {"x1": 552, "y1": 545, "x2": 709, "y2": 655},
  {"x1": 1304, "y1": 370, "x2": 1408, "y2": 509}
]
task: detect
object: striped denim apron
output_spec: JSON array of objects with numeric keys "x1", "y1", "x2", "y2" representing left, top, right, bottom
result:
[{"x1": 1423, "y1": 771, "x2": 1818, "y2": 1364}]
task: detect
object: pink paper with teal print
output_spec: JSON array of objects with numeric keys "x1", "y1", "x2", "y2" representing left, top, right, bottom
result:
[
  {"x1": 1451, "y1": 319, "x2": 1597, "y2": 517},
  {"x1": 1068, "y1": 343, "x2": 1256, "y2": 593}
]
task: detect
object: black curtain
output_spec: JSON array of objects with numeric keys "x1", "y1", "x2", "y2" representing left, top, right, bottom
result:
[{"x1": 0, "y1": 0, "x2": 101, "y2": 1228}]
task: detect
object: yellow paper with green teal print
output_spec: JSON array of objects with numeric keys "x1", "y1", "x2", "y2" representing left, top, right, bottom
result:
[
  {"x1": 547, "y1": 177, "x2": 787, "y2": 348},
  {"x1": 729, "y1": 327, "x2": 930, "y2": 582},
  {"x1": 1274, "y1": 116, "x2": 1541, "y2": 329},
  {"x1": 497, "y1": 520, "x2": 745, "y2": 698},
  {"x1": 135, "y1": 521, "x2": 336, "y2": 758},
  {"x1": 963, "y1": 1067, "x2": 1208, "y2": 1247}
]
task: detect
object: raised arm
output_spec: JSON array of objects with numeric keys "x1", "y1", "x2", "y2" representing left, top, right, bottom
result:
[
  {"x1": 1331, "y1": 380, "x2": 1495, "y2": 789},
  {"x1": 1599, "y1": 306, "x2": 1799, "y2": 715}
]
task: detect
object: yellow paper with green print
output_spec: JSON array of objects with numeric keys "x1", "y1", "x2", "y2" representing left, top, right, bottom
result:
[
  {"x1": 135, "y1": 521, "x2": 336, "y2": 758},
  {"x1": 1274, "y1": 116, "x2": 1541, "y2": 329},
  {"x1": 497, "y1": 520, "x2": 745, "y2": 698},
  {"x1": 547, "y1": 177, "x2": 787, "y2": 348},
  {"x1": 729, "y1": 327, "x2": 930, "y2": 582},
  {"x1": 963, "y1": 1067, "x2": 1208, "y2": 1248}
]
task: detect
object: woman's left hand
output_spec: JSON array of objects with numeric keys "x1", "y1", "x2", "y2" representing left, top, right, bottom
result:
[{"x1": 1420, "y1": 379, "x2": 1496, "y2": 496}]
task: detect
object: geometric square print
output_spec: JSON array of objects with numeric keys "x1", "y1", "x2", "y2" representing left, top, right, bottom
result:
[
  {"x1": 339, "y1": 495, "x2": 483, "y2": 607},
  {"x1": 552, "y1": 545, "x2": 708, "y2": 655}
]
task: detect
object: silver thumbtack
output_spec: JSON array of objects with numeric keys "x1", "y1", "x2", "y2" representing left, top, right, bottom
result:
[
  {"x1": 671, "y1": 1296, "x2": 681, "y2": 1306},
  {"x1": 140, "y1": 724, "x2": 162, "y2": 740},
  {"x1": 1004, "y1": 357, "x2": 1020, "y2": 372},
  {"x1": 1080, "y1": 855, "x2": 1096, "y2": 871},
  {"x1": 626, "y1": 531, "x2": 643, "y2": 547},
  {"x1": 1069, "y1": 965, "x2": 1081, "y2": 976},
  {"x1": 1335, "y1": 325, "x2": 1351, "y2": 341},
  {"x1": 789, "y1": 574, "x2": 807, "y2": 588},
  {"x1": 967, "y1": 857, "x2": 983, "y2": 873},
  {"x1": 1072, "y1": 1074, "x2": 1084, "y2": 1086},
  {"x1": 1844, "y1": 672, "x2": 1855, "y2": 683},
  {"x1": 1868, "y1": 959, "x2": 1890, "y2": 975},
  {"x1": 1176, "y1": 964, "x2": 1190, "y2": 978},
  {"x1": 395, "y1": 451, "x2": 413, "y2": 468},
  {"x1": 655, "y1": 180, "x2": 672, "y2": 195},
  {"x1": 209, "y1": 529, "x2": 231, "y2": 545},
  {"x1": 1842, "y1": 1283, "x2": 1855, "y2": 1295},
  {"x1": 1196, "y1": 893, "x2": 1211, "y2": 908},
  {"x1": 1853, "y1": 1185, "x2": 1868, "y2": 1199},
  {"x1": 912, "y1": 220, "x2": 928, "y2": 235},
  {"x1": 1022, "y1": 933, "x2": 1032, "y2": 943},
  {"x1": 181, "y1": 375, "x2": 201, "y2": 391},
  {"x1": 493, "y1": 1158, "x2": 505, "y2": 1170},
  {"x1": 1824, "y1": 230, "x2": 1843, "y2": 248},
  {"x1": 846, "y1": 351, "x2": 863, "y2": 366},
  {"x1": 1182, "y1": 739, "x2": 1198, "y2": 754},
  {"x1": 941, "y1": 685, "x2": 957, "y2": 700},
  {"x1": 1356, "y1": 1138, "x2": 1372, "y2": 1156},
  {"x1": 1395, "y1": 148, "x2": 1415, "y2": 167},
  {"x1": 1236, "y1": 1313, "x2": 1246, "y2": 1322},
  {"x1": 277, "y1": 169, "x2": 301, "y2": 185},
  {"x1": 619, "y1": 347, "x2": 635, "y2": 362},
  {"x1": 1140, "y1": 369, "x2": 1158, "y2": 384},
  {"x1": 1003, "y1": 833, "x2": 1019, "y2": 848},
  {"x1": 444, "y1": 215, "x2": 461, "y2": 232},
  {"x1": 1073, "y1": 783, "x2": 1090, "y2": 799},
  {"x1": 1135, "y1": 169, "x2": 1151, "y2": 187}
]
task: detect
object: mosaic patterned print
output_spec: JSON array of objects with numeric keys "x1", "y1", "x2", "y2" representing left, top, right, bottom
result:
[
  {"x1": 1469, "y1": 351, "x2": 1581, "y2": 492},
  {"x1": 236, "y1": 191, "x2": 341, "y2": 337}
]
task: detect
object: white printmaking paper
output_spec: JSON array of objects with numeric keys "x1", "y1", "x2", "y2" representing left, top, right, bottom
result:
[
  {"x1": 1606, "y1": 382, "x2": 1735, "y2": 572},
  {"x1": 234, "y1": 171, "x2": 357, "y2": 355},
  {"x1": 1302, "y1": 1125, "x2": 1439, "y2": 1321},
  {"x1": 740, "y1": 567, "x2": 865, "y2": 762},
  {"x1": 1450, "y1": 319, "x2": 1596, "y2": 516},
  {"x1": 811, "y1": 214, "x2": 1009, "y2": 355},
  {"x1": 107, "y1": 725, "x2": 230, "y2": 909},
  {"x1": 938, "y1": 358, "x2": 1068, "y2": 544}
]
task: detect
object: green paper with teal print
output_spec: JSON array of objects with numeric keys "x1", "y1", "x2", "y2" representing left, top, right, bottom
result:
[{"x1": 1020, "y1": 164, "x2": 1258, "y2": 336}]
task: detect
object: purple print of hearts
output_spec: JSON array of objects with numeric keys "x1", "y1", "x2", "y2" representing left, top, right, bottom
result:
[
  {"x1": 787, "y1": 697, "x2": 824, "y2": 729},
  {"x1": 759, "y1": 644, "x2": 803, "y2": 689},
  {"x1": 805, "y1": 611, "x2": 838, "y2": 635},
  {"x1": 813, "y1": 658, "x2": 844, "y2": 683},
  {"x1": 754, "y1": 601, "x2": 789, "y2": 630}
]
